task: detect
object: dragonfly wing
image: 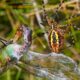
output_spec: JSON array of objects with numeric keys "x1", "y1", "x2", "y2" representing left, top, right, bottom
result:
[
  {"x1": 17, "y1": 61, "x2": 69, "y2": 80},
  {"x1": 23, "y1": 51, "x2": 77, "y2": 71},
  {"x1": 21, "y1": 51, "x2": 80, "y2": 80}
]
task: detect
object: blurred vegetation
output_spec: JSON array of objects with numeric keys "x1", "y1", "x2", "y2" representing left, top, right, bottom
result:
[{"x1": 0, "y1": 0, "x2": 80, "y2": 80}]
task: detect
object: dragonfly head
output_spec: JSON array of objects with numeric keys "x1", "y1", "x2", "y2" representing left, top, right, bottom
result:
[{"x1": 21, "y1": 25, "x2": 32, "y2": 46}]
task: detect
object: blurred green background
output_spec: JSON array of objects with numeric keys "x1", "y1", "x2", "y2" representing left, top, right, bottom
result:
[{"x1": 0, "y1": 0, "x2": 80, "y2": 80}]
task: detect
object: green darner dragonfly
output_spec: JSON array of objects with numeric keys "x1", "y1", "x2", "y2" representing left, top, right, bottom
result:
[
  {"x1": 0, "y1": 24, "x2": 80, "y2": 80},
  {"x1": 0, "y1": 24, "x2": 32, "y2": 67}
]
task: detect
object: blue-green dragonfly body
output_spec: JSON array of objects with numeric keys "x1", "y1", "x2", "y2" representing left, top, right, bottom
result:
[
  {"x1": 0, "y1": 25, "x2": 32, "y2": 66},
  {"x1": 1, "y1": 44, "x2": 21, "y2": 61}
]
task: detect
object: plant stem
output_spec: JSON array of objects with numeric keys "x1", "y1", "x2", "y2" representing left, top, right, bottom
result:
[{"x1": 6, "y1": 70, "x2": 11, "y2": 80}]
